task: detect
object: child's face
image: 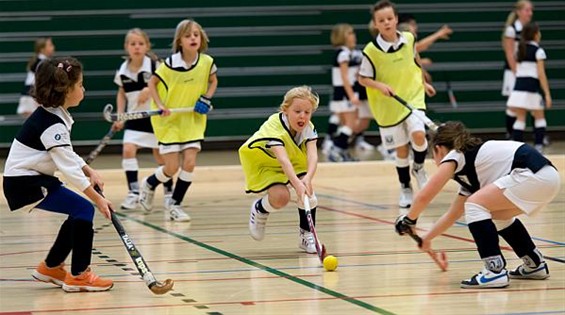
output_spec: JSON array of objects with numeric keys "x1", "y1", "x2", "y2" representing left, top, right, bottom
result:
[
  {"x1": 42, "y1": 39, "x2": 55, "y2": 57},
  {"x1": 181, "y1": 25, "x2": 201, "y2": 53},
  {"x1": 345, "y1": 28, "x2": 357, "y2": 49},
  {"x1": 65, "y1": 74, "x2": 84, "y2": 108},
  {"x1": 517, "y1": 3, "x2": 533, "y2": 23},
  {"x1": 126, "y1": 33, "x2": 148, "y2": 59},
  {"x1": 284, "y1": 98, "x2": 313, "y2": 134},
  {"x1": 372, "y1": 7, "x2": 397, "y2": 38}
]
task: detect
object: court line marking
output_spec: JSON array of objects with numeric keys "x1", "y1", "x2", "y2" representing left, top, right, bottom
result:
[{"x1": 115, "y1": 212, "x2": 396, "y2": 315}]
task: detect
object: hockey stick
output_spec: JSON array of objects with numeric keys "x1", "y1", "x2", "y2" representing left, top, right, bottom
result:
[
  {"x1": 103, "y1": 104, "x2": 203, "y2": 122},
  {"x1": 94, "y1": 186, "x2": 174, "y2": 295},
  {"x1": 304, "y1": 196, "x2": 327, "y2": 263},
  {"x1": 84, "y1": 128, "x2": 115, "y2": 164},
  {"x1": 406, "y1": 229, "x2": 448, "y2": 272},
  {"x1": 391, "y1": 95, "x2": 439, "y2": 131}
]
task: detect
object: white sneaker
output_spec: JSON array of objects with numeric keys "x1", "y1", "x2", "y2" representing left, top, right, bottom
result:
[
  {"x1": 509, "y1": 261, "x2": 549, "y2": 280},
  {"x1": 411, "y1": 164, "x2": 428, "y2": 189},
  {"x1": 168, "y1": 204, "x2": 191, "y2": 222},
  {"x1": 377, "y1": 144, "x2": 395, "y2": 161},
  {"x1": 249, "y1": 200, "x2": 269, "y2": 241},
  {"x1": 399, "y1": 186, "x2": 413, "y2": 208},
  {"x1": 164, "y1": 193, "x2": 173, "y2": 210},
  {"x1": 355, "y1": 137, "x2": 375, "y2": 151},
  {"x1": 138, "y1": 178, "x2": 155, "y2": 212},
  {"x1": 299, "y1": 228, "x2": 317, "y2": 254},
  {"x1": 322, "y1": 136, "x2": 333, "y2": 155},
  {"x1": 534, "y1": 144, "x2": 544, "y2": 154},
  {"x1": 460, "y1": 268, "x2": 509, "y2": 289},
  {"x1": 120, "y1": 192, "x2": 139, "y2": 210}
]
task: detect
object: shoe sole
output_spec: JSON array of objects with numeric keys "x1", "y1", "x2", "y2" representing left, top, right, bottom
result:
[
  {"x1": 62, "y1": 283, "x2": 114, "y2": 292},
  {"x1": 509, "y1": 274, "x2": 550, "y2": 280},
  {"x1": 169, "y1": 216, "x2": 191, "y2": 222},
  {"x1": 120, "y1": 205, "x2": 138, "y2": 210},
  {"x1": 32, "y1": 271, "x2": 64, "y2": 287},
  {"x1": 460, "y1": 282, "x2": 509, "y2": 289}
]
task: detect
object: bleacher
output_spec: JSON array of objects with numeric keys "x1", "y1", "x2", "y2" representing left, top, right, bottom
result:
[{"x1": 1, "y1": 0, "x2": 564, "y2": 149}]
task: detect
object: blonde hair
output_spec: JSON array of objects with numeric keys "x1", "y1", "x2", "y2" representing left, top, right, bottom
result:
[
  {"x1": 173, "y1": 19, "x2": 209, "y2": 53},
  {"x1": 502, "y1": 0, "x2": 532, "y2": 37},
  {"x1": 27, "y1": 37, "x2": 52, "y2": 71},
  {"x1": 279, "y1": 85, "x2": 319, "y2": 112},
  {"x1": 431, "y1": 121, "x2": 483, "y2": 152},
  {"x1": 331, "y1": 24, "x2": 353, "y2": 47},
  {"x1": 124, "y1": 28, "x2": 159, "y2": 61}
]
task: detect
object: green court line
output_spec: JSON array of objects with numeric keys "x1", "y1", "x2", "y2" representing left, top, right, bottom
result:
[{"x1": 116, "y1": 213, "x2": 395, "y2": 315}]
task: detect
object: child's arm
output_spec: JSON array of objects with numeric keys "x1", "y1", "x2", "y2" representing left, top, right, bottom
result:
[
  {"x1": 415, "y1": 25, "x2": 452, "y2": 53},
  {"x1": 148, "y1": 75, "x2": 170, "y2": 115},
  {"x1": 415, "y1": 52, "x2": 436, "y2": 96},
  {"x1": 419, "y1": 194, "x2": 467, "y2": 251},
  {"x1": 503, "y1": 36, "x2": 516, "y2": 73},
  {"x1": 112, "y1": 87, "x2": 127, "y2": 131},
  {"x1": 205, "y1": 72, "x2": 218, "y2": 99},
  {"x1": 339, "y1": 62, "x2": 360, "y2": 105},
  {"x1": 406, "y1": 161, "x2": 456, "y2": 221},
  {"x1": 301, "y1": 139, "x2": 318, "y2": 195},
  {"x1": 271, "y1": 145, "x2": 307, "y2": 197},
  {"x1": 537, "y1": 59, "x2": 552, "y2": 108},
  {"x1": 358, "y1": 76, "x2": 394, "y2": 96}
]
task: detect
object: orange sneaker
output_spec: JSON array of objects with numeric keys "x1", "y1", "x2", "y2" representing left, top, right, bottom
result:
[
  {"x1": 32, "y1": 261, "x2": 68, "y2": 287},
  {"x1": 62, "y1": 267, "x2": 113, "y2": 292}
]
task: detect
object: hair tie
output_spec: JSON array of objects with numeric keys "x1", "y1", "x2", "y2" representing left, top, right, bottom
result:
[
  {"x1": 57, "y1": 63, "x2": 64, "y2": 69},
  {"x1": 65, "y1": 65, "x2": 72, "y2": 72},
  {"x1": 57, "y1": 62, "x2": 72, "y2": 73}
]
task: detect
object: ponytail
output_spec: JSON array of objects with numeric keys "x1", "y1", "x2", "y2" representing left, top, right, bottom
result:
[{"x1": 432, "y1": 121, "x2": 482, "y2": 152}]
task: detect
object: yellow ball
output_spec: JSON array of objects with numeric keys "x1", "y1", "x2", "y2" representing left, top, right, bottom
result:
[{"x1": 323, "y1": 255, "x2": 338, "y2": 271}]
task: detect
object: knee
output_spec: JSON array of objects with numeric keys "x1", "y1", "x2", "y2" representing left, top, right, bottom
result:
[
  {"x1": 268, "y1": 188, "x2": 291, "y2": 209},
  {"x1": 465, "y1": 202, "x2": 492, "y2": 224},
  {"x1": 163, "y1": 163, "x2": 179, "y2": 176},
  {"x1": 72, "y1": 200, "x2": 95, "y2": 222},
  {"x1": 493, "y1": 218, "x2": 515, "y2": 231},
  {"x1": 122, "y1": 144, "x2": 137, "y2": 158},
  {"x1": 411, "y1": 132, "x2": 427, "y2": 146}
]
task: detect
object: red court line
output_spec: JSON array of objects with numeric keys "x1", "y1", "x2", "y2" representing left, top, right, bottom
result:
[{"x1": 4, "y1": 287, "x2": 563, "y2": 314}]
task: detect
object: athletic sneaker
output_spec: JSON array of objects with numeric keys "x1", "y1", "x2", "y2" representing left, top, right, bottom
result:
[
  {"x1": 355, "y1": 136, "x2": 375, "y2": 151},
  {"x1": 377, "y1": 144, "x2": 395, "y2": 161},
  {"x1": 32, "y1": 261, "x2": 68, "y2": 287},
  {"x1": 411, "y1": 164, "x2": 428, "y2": 189},
  {"x1": 399, "y1": 186, "x2": 413, "y2": 208},
  {"x1": 322, "y1": 136, "x2": 333, "y2": 156},
  {"x1": 62, "y1": 267, "x2": 113, "y2": 292},
  {"x1": 249, "y1": 200, "x2": 269, "y2": 241},
  {"x1": 328, "y1": 145, "x2": 357, "y2": 162},
  {"x1": 460, "y1": 268, "x2": 509, "y2": 289},
  {"x1": 299, "y1": 228, "x2": 317, "y2": 254},
  {"x1": 120, "y1": 191, "x2": 139, "y2": 210},
  {"x1": 534, "y1": 144, "x2": 544, "y2": 154},
  {"x1": 168, "y1": 204, "x2": 191, "y2": 222},
  {"x1": 164, "y1": 193, "x2": 173, "y2": 210},
  {"x1": 509, "y1": 261, "x2": 550, "y2": 280},
  {"x1": 138, "y1": 178, "x2": 155, "y2": 212}
]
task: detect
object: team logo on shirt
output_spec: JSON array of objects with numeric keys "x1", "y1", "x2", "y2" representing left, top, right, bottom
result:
[
  {"x1": 54, "y1": 134, "x2": 62, "y2": 141},
  {"x1": 385, "y1": 135, "x2": 394, "y2": 145}
]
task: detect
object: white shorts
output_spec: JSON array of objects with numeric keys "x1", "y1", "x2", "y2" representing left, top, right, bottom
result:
[
  {"x1": 501, "y1": 70, "x2": 516, "y2": 97},
  {"x1": 507, "y1": 91, "x2": 544, "y2": 111},
  {"x1": 17, "y1": 96, "x2": 39, "y2": 115},
  {"x1": 159, "y1": 141, "x2": 201, "y2": 155},
  {"x1": 123, "y1": 129, "x2": 158, "y2": 149},
  {"x1": 357, "y1": 101, "x2": 373, "y2": 119},
  {"x1": 329, "y1": 100, "x2": 356, "y2": 113},
  {"x1": 378, "y1": 112, "x2": 426, "y2": 150},
  {"x1": 494, "y1": 165, "x2": 561, "y2": 215}
]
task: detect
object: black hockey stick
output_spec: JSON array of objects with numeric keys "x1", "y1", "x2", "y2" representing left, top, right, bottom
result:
[
  {"x1": 94, "y1": 186, "x2": 174, "y2": 295},
  {"x1": 84, "y1": 128, "x2": 115, "y2": 164},
  {"x1": 392, "y1": 95, "x2": 439, "y2": 131},
  {"x1": 103, "y1": 104, "x2": 205, "y2": 122}
]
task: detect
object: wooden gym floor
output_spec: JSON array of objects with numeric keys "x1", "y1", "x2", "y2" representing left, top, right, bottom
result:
[{"x1": 0, "y1": 152, "x2": 563, "y2": 315}]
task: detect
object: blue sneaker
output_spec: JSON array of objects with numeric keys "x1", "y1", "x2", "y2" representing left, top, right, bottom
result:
[{"x1": 460, "y1": 268, "x2": 509, "y2": 289}]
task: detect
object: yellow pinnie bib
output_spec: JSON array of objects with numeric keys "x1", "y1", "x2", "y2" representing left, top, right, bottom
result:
[
  {"x1": 239, "y1": 113, "x2": 315, "y2": 193},
  {"x1": 151, "y1": 53, "x2": 214, "y2": 144},
  {"x1": 363, "y1": 32, "x2": 425, "y2": 127}
]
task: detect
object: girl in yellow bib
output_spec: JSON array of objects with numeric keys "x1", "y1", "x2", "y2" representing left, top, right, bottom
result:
[
  {"x1": 239, "y1": 86, "x2": 320, "y2": 253},
  {"x1": 359, "y1": 0, "x2": 436, "y2": 210},
  {"x1": 140, "y1": 19, "x2": 218, "y2": 222}
]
